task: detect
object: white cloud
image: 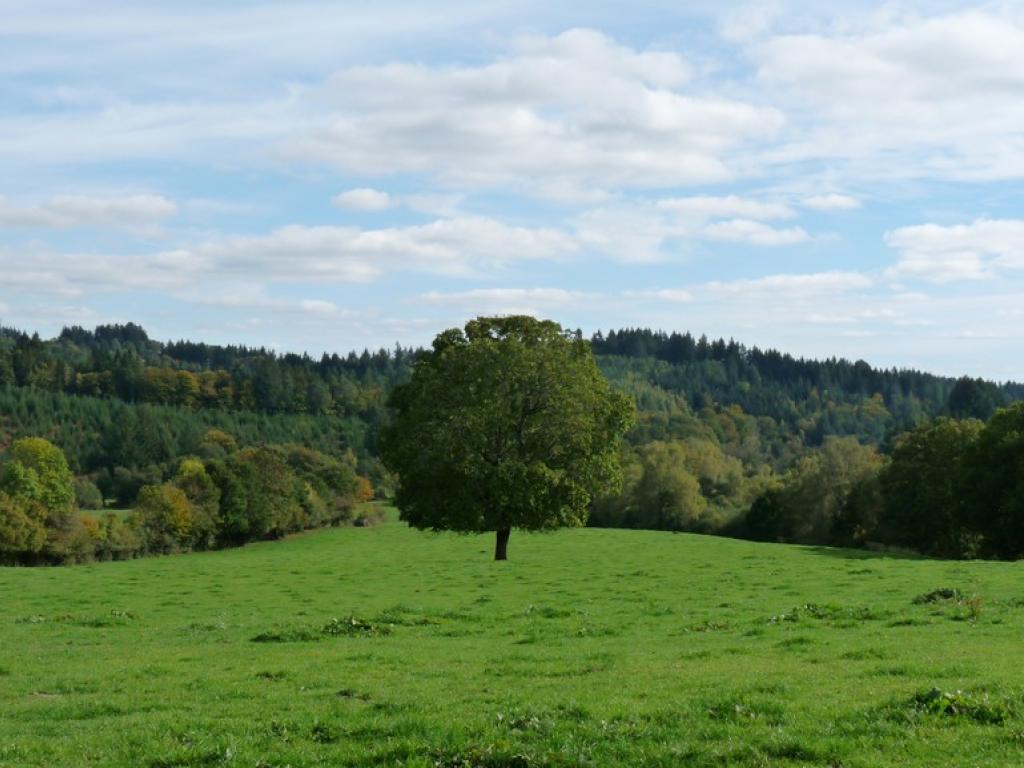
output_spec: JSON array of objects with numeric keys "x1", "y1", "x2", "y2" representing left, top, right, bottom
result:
[
  {"x1": 332, "y1": 188, "x2": 393, "y2": 211},
  {"x1": 0, "y1": 97, "x2": 305, "y2": 168},
  {"x1": 421, "y1": 287, "x2": 593, "y2": 305},
  {"x1": 418, "y1": 287, "x2": 596, "y2": 316},
  {"x1": 802, "y1": 193, "x2": 860, "y2": 211},
  {"x1": 1, "y1": 3, "x2": 523, "y2": 84},
  {"x1": 0, "y1": 194, "x2": 176, "y2": 230},
  {"x1": 703, "y1": 218, "x2": 809, "y2": 246},
  {"x1": 576, "y1": 205, "x2": 689, "y2": 263},
  {"x1": 577, "y1": 194, "x2": 811, "y2": 261},
  {"x1": 7, "y1": 12, "x2": 1024, "y2": 199},
  {"x1": 299, "y1": 298, "x2": 343, "y2": 315},
  {"x1": 657, "y1": 194, "x2": 794, "y2": 221},
  {"x1": 182, "y1": 198, "x2": 261, "y2": 216},
  {"x1": 401, "y1": 193, "x2": 464, "y2": 217},
  {"x1": 0, "y1": 248, "x2": 88, "y2": 296},
  {"x1": 517, "y1": 27, "x2": 692, "y2": 88},
  {"x1": 885, "y1": 219, "x2": 1024, "y2": 283},
  {"x1": 189, "y1": 289, "x2": 356, "y2": 318},
  {"x1": 705, "y1": 271, "x2": 873, "y2": 297},
  {"x1": 186, "y1": 217, "x2": 579, "y2": 283},
  {"x1": 1, "y1": 303, "x2": 102, "y2": 330},
  {"x1": 4, "y1": 10, "x2": 1024, "y2": 381},
  {"x1": 752, "y1": 10, "x2": 1024, "y2": 181},
  {"x1": 624, "y1": 289, "x2": 693, "y2": 303},
  {"x1": 886, "y1": 249, "x2": 990, "y2": 283},
  {"x1": 290, "y1": 28, "x2": 783, "y2": 198},
  {"x1": 719, "y1": 3, "x2": 784, "y2": 44},
  {"x1": 805, "y1": 313, "x2": 857, "y2": 325},
  {"x1": 0, "y1": 216, "x2": 580, "y2": 301}
]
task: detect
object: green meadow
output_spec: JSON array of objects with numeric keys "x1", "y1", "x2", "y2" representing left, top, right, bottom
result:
[{"x1": 1, "y1": 506, "x2": 1022, "y2": 767}]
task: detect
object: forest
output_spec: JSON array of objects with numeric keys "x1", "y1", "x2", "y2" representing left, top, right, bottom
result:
[{"x1": 1, "y1": 322, "x2": 1021, "y2": 563}]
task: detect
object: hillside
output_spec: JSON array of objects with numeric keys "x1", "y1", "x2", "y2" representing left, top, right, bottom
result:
[
  {"x1": 1, "y1": 508, "x2": 1022, "y2": 767},
  {"x1": 2, "y1": 321, "x2": 1022, "y2": 558},
  {"x1": 3, "y1": 322, "x2": 1019, "y2": 477}
]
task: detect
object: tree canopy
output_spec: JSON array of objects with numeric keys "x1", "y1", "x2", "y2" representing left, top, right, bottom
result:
[
  {"x1": 381, "y1": 316, "x2": 633, "y2": 559},
  {"x1": 3, "y1": 437, "x2": 75, "y2": 517},
  {"x1": 964, "y1": 403, "x2": 1024, "y2": 558},
  {"x1": 880, "y1": 417, "x2": 983, "y2": 558},
  {"x1": 0, "y1": 437, "x2": 76, "y2": 563}
]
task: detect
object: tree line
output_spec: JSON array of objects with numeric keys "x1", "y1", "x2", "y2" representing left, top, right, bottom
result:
[
  {"x1": 740, "y1": 403, "x2": 1024, "y2": 559},
  {"x1": 2, "y1": 321, "x2": 1022, "y2": 562},
  {"x1": 0, "y1": 431, "x2": 371, "y2": 564},
  {"x1": 4, "y1": 324, "x2": 1016, "y2": 432},
  {"x1": 1, "y1": 322, "x2": 409, "y2": 419}
]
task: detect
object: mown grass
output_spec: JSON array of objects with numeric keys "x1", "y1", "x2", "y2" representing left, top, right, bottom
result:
[{"x1": 2, "y1": 505, "x2": 1023, "y2": 766}]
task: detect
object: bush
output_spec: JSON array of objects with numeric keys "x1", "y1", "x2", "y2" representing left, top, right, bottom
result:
[
  {"x1": 4, "y1": 430, "x2": 366, "y2": 565},
  {"x1": 0, "y1": 491, "x2": 48, "y2": 563},
  {"x1": 96, "y1": 513, "x2": 142, "y2": 560},
  {"x1": 172, "y1": 458, "x2": 220, "y2": 549},
  {"x1": 74, "y1": 479, "x2": 104, "y2": 510},
  {"x1": 4, "y1": 437, "x2": 76, "y2": 517},
  {"x1": 48, "y1": 515, "x2": 100, "y2": 564},
  {"x1": 135, "y1": 484, "x2": 195, "y2": 554}
]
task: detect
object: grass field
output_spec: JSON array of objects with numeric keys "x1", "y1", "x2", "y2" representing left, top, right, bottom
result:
[{"x1": 2, "y1": 506, "x2": 1023, "y2": 767}]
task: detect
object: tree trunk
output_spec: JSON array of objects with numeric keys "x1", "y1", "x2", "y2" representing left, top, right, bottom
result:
[{"x1": 495, "y1": 527, "x2": 511, "y2": 561}]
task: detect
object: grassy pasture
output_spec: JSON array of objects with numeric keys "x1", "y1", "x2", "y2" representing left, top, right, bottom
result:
[{"x1": 1, "y1": 506, "x2": 1023, "y2": 767}]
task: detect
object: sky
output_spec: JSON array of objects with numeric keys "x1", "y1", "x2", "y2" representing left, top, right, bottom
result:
[{"x1": 2, "y1": 1, "x2": 1024, "y2": 380}]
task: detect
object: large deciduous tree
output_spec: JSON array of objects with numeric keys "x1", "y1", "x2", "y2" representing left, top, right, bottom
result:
[
  {"x1": 135, "y1": 484, "x2": 196, "y2": 554},
  {"x1": 0, "y1": 437, "x2": 84, "y2": 563},
  {"x1": 173, "y1": 458, "x2": 221, "y2": 550},
  {"x1": 2, "y1": 437, "x2": 75, "y2": 518},
  {"x1": 381, "y1": 316, "x2": 633, "y2": 560}
]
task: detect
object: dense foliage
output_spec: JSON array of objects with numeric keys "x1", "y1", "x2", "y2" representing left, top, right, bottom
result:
[
  {"x1": 744, "y1": 404, "x2": 1024, "y2": 560},
  {"x1": 0, "y1": 387, "x2": 381, "y2": 503},
  {"x1": 0, "y1": 437, "x2": 77, "y2": 563},
  {"x1": 0, "y1": 433, "x2": 362, "y2": 564},
  {"x1": 381, "y1": 316, "x2": 633, "y2": 559},
  {"x1": 2, "y1": 321, "x2": 1022, "y2": 562},
  {"x1": 0, "y1": 322, "x2": 408, "y2": 420}
]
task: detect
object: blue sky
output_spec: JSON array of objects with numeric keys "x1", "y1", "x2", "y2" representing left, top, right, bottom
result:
[{"x1": 2, "y1": 1, "x2": 1024, "y2": 380}]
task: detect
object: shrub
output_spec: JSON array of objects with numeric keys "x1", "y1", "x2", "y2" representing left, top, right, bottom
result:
[
  {"x1": 96, "y1": 513, "x2": 142, "y2": 560},
  {"x1": 135, "y1": 484, "x2": 196, "y2": 554},
  {"x1": 74, "y1": 479, "x2": 104, "y2": 510},
  {"x1": 3, "y1": 437, "x2": 76, "y2": 518},
  {"x1": 0, "y1": 491, "x2": 48, "y2": 563},
  {"x1": 48, "y1": 515, "x2": 100, "y2": 564},
  {"x1": 172, "y1": 458, "x2": 220, "y2": 549}
]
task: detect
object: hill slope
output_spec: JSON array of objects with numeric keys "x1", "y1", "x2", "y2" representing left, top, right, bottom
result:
[
  {"x1": 1, "y1": 508, "x2": 1022, "y2": 767},
  {"x1": 3, "y1": 320, "x2": 1021, "y2": 503}
]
